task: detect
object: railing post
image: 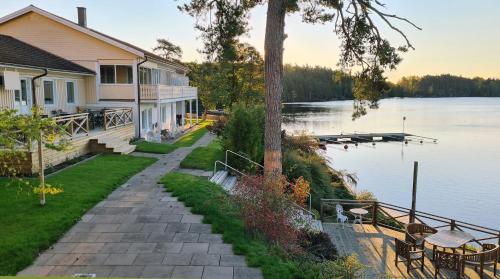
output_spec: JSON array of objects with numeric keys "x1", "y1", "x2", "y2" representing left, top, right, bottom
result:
[
  {"x1": 410, "y1": 161, "x2": 418, "y2": 223},
  {"x1": 451, "y1": 219, "x2": 456, "y2": 230},
  {"x1": 372, "y1": 201, "x2": 378, "y2": 226},
  {"x1": 86, "y1": 114, "x2": 90, "y2": 135},
  {"x1": 104, "y1": 111, "x2": 108, "y2": 131}
]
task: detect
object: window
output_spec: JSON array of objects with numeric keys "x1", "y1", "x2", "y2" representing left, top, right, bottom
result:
[
  {"x1": 139, "y1": 68, "x2": 153, "y2": 85},
  {"x1": 0, "y1": 75, "x2": 4, "y2": 87},
  {"x1": 116, "y1": 65, "x2": 133, "y2": 84},
  {"x1": 66, "y1": 81, "x2": 75, "y2": 104},
  {"x1": 100, "y1": 65, "x2": 115, "y2": 84},
  {"x1": 43, "y1": 80, "x2": 55, "y2": 105},
  {"x1": 161, "y1": 106, "x2": 167, "y2": 123}
]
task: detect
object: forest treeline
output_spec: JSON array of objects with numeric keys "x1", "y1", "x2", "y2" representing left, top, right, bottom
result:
[{"x1": 282, "y1": 65, "x2": 500, "y2": 102}]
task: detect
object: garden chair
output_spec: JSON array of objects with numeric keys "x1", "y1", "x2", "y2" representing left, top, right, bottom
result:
[
  {"x1": 394, "y1": 238, "x2": 425, "y2": 273},
  {"x1": 462, "y1": 243, "x2": 498, "y2": 278},
  {"x1": 405, "y1": 223, "x2": 437, "y2": 250},
  {"x1": 434, "y1": 250, "x2": 463, "y2": 279},
  {"x1": 336, "y1": 204, "x2": 349, "y2": 228}
]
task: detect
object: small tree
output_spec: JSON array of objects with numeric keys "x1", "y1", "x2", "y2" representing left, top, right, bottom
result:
[{"x1": 0, "y1": 107, "x2": 69, "y2": 205}]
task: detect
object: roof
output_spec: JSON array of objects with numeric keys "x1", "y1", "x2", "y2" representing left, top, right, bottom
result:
[
  {"x1": 0, "y1": 35, "x2": 95, "y2": 74},
  {"x1": 0, "y1": 5, "x2": 188, "y2": 72}
]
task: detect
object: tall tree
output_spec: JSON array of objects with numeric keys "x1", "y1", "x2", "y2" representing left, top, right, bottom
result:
[
  {"x1": 153, "y1": 38, "x2": 183, "y2": 60},
  {"x1": 180, "y1": 0, "x2": 419, "y2": 181}
]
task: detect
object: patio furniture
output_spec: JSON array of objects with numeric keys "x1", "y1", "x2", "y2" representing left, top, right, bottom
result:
[
  {"x1": 394, "y1": 238, "x2": 425, "y2": 273},
  {"x1": 434, "y1": 250, "x2": 463, "y2": 279},
  {"x1": 336, "y1": 204, "x2": 349, "y2": 228},
  {"x1": 462, "y1": 243, "x2": 498, "y2": 278},
  {"x1": 405, "y1": 223, "x2": 438, "y2": 250},
  {"x1": 349, "y1": 208, "x2": 368, "y2": 225},
  {"x1": 426, "y1": 230, "x2": 474, "y2": 261}
]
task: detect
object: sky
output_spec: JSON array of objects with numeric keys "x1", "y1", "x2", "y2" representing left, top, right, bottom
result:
[{"x1": 1, "y1": 0, "x2": 499, "y2": 82}]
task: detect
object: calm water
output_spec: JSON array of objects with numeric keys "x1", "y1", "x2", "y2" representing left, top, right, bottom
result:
[{"x1": 283, "y1": 98, "x2": 500, "y2": 230}]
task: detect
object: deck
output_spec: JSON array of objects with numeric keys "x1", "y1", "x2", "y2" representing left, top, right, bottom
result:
[{"x1": 324, "y1": 223, "x2": 497, "y2": 278}]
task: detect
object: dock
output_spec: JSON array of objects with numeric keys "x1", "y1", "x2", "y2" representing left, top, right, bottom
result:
[{"x1": 315, "y1": 132, "x2": 437, "y2": 147}]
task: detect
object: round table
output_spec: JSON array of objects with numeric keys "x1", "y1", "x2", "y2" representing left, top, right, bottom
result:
[{"x1": 349, "y1": 208, "x2": 369, "y2": 225}]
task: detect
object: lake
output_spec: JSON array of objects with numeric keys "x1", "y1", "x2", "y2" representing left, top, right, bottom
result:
[{"x1": 283, "y1": 98, "x2": 500, "y2": 230}]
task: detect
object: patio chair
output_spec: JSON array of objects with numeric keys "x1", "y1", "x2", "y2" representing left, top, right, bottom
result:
[
  {"x1": 462, "y1": 243, "x2": 498, "y2": 278},
  {"x1": 405, "y1": 223, "x2": 438, "y2": 250},
  {"x1": 394, "y1": 238, "x2": 425, "y2": 273},
  {"x1": 434, "y1": 250, "x2": 463, "y2": 279},
  {"x1": 336, "y1": 204, "x2": 349, "y2": 228}
]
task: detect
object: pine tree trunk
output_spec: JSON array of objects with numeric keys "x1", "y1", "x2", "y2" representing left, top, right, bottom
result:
[{"x1": 263, "y1": 0, "x2": 286, "y2": 181}]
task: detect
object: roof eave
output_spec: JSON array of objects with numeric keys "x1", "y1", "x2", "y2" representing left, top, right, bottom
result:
[{"x1": 0, "y1": 62, "x2": 95, "y2": 76}]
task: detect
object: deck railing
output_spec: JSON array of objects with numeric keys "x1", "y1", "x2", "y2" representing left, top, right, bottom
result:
[
  {"x1": 140, "y1": 85, "x2": 198, "y2": 100},
  {"x1": 53, "y1": 113, "x2": 90, "y2": 139},
  {"x1": 320, "y1": 199, "x2": 500, "y2": 248},
  {"x1": 104, "y1": 108, "x2": 133, "y2": 130}
]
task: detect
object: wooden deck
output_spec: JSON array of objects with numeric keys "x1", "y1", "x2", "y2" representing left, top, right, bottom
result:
[{"x1": 324, "y1": 223, "x2": 497, "y2": 278}]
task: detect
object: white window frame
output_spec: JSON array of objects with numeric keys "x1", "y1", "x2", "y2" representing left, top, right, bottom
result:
[
  {"x1": 66, "y1": 80, "x2": 77, "y2": 105},
  {"x1": 42, "y1": 79, "x2": 56, "y2": 106}
]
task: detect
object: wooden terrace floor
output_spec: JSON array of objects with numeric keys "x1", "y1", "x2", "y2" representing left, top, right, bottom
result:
[{"x1": 324, "y1": 223, "x2": 497, "y2": 278}]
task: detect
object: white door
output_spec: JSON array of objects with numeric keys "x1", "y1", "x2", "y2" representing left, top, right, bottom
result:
[{"x1": 14, "y1": 79, "x2": 31, "y2": 114}]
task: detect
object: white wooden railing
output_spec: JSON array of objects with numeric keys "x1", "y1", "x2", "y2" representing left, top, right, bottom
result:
[
  {"x1": 140, "y1": 85, "x2": 197, "y2": 100},
  {"x1": 104, "y1": 108, "x2": 133, "y2": 130},
  {"x1": 53, "y1": 113, "x2": 90, "y2": 138}
]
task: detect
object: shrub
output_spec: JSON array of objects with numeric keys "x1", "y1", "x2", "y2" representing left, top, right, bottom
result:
[
  {"x1": 233, "y1": 175, "x2": 300, "y2": 249},
  {"x1": 221, "y1": 103, "x2": 265, "y2": 171},
  {"x1": 299, "y1": 231, "x2": 337, "y2": 260},
  {"x1": 297, "y1": 254, "x2": 366, "y2": 279}
]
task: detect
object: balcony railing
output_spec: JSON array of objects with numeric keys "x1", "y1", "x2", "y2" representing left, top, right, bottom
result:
[
  {"x1": 140, "y1": 85, "x2": 197, "y2": 101},
  {"x1": 53, "y1": 113, "x2": 90, "y2": 138},
  {"x1": 104, "y1": 108, "x2": 133, "y2": 130}
]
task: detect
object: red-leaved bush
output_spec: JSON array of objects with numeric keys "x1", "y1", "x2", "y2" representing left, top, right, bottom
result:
[{"x1": 233, "y1": 175, "x2": 309, "y2": 249}]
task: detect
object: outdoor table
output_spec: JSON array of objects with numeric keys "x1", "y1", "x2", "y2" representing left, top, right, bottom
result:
[
  {"x1": 349, "y1": 208, "x2": 368, "y2": 225},
  {"x1": 425, "y1": 230, "x2": 474, "y2": 260}
]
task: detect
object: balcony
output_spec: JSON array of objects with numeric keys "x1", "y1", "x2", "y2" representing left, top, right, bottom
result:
[{"x1": 140, "y1": 85, "x2": 197, "y2": 101}]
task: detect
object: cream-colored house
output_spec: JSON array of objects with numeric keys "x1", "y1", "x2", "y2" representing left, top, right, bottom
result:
[{"x1": 0, "y1": 5, "x2": 198, "y2": 140}]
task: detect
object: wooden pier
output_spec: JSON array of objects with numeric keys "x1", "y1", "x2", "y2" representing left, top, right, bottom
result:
[{"x1": 315, "y1": 132, "x2": 437, "y2": 147}]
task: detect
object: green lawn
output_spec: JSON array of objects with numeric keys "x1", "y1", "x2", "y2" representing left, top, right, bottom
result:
[
  {"x1": 160, "y1": 172, "x2": 298, "y2": 279},
  {"x1": 133, "y1": 121, "x2": 211, "y2": 154},
  {"x1": 0, "y1": 154, "x2": 156, "y2": 275},
  {"x1": 180, "y1": 140, "x2": 225, "y2": 170}
]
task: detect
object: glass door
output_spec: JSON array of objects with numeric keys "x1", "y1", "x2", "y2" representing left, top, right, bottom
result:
[{"x1": 14, "y1": 78, "x2": 31, "y2": 114}]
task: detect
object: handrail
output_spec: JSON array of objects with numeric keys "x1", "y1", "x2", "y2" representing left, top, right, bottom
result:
[
  {"x1": 225, "y1": 149, "x2": 264, "y2": 170},
  {"x1": 213, "y1": 160, "x2": 248, "y2": 178}
]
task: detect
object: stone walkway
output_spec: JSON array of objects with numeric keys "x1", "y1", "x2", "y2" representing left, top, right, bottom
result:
[{"x1": 18, "y1": 133, "x2": 262, "y2": 279}]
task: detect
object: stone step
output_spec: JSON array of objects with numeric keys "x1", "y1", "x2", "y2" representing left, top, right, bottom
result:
[
  {"x1": 221, "y1": 176, "x2": 237, "y2": 192},
  {"x1": 210, "y1": 171, "x2": 228, "y2": 185}
]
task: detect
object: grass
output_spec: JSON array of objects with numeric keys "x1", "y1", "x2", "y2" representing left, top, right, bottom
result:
[
  {"x1": 180, "y1": 139, "x2": 225, "y2": 171},
  {"x1": 160, "y1": 172, "x2": 298, "y2": 279},
  {"x1": 133, "y1": 121, "x2": 211, "y2": 154},
  {"x1": 0, "y1": 154, "x2": 156, "y2": 275}
]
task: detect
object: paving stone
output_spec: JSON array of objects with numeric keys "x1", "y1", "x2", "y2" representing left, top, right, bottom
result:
[
  {"x1": 45, "y1": 253, "x2": 81, "y2": 265},
  {"x1": 171, "y1": 265, "x2": 204, "y2": 279},
  {"x1": 141, "y1": 223, "x2": 167, "y2": 232},
  {"x1": 202, "y1": 266, "x2": 233, "y2": 279},
  {"x1": 141, "y1": 266, "x2": 175, "y2": 277},
  {"x1": 91, "y1": 223, "x2": 120, "y2": 233},
  {"x1": 80, "y1": 265, "x2": 114, "y2": 277},
  {"x1": 47, "y1": 265, "x2": 83, "y2": 276},
  {"x1": 70, "y1": 222, "x2": 95, "y2": 232},
  {"x1": 61, "y1": 232, "x2": 101, "y2": 242},
  {"x1": 90, "y1": 214, "x2": 116, "y2": 224},
  {"x1": 127, "y1": 243, "x2": 157, "y2": 254},
  {"x1": 133, "y1": 253, "x2": 166, "y2": 265},
  {"x1": 189, "y1": 223, "x2": 212, "y2": 234},
  {"x1": 154, "y1": 242, "x2": 183, "y2": 253},
  {"x1": 104, "y1": 254, "x2": 137, "y2": 265},
  {"x1": 220, "y1": 255, "x2": 247, "y2": 267},
  {"x1": 233, "y1": 267, "x2": 263, "y2": 279},
  {"x1": 81, "y1": 214, "x2": 95, "y2": 222},
  {"x1": 99, "y1": 243, "x2": 131, "y2": 253},
  {"x1": 173, "y1": 232, "x2": 200, "y2": 242},
  {"x1": 136, "y1": 215, "x2": 161, "y2": 223},
  {"x1": 181, "y1": 243, "x2": 210, "y2": 254},
  {"x1": 32, "y1": 253, "x2": 55, "y2": 265},
  {"x1": 17, "y1": 265, "x2": 55, "y2": 276},
  {"x1": 163, "y1": 253, "x2": 193, "y2": 265},
  {"x1": 117, "y1": 223, "x2": 145, "y2": 233},
  {"x1": 159, "y1": 214, "x2": 183, "y2": 222},
  {"x1": 165, "y1": 222, "x2": 190, "y2": 233},
  {"x1": 191, "y1": 253, "x2": 220, "y2": 266},
  {"x1": 109, "y1": 265, "x2": 145, "y2": 277},
  {"x1": 131, "y1": 207, "x2": 154, "y2": 215},
  {"x1": 46, "y1": 243, "x2": 78, "y2": 254},
  {"x1": 208, "y1": 244, "x2": 233, "y2": 255},
  {"x1": 96, "y1": 232, "x2": 124, "y2": 242},
  {"x1": 72, "y1": 253, "x2": 109, "y2": 265},
  {"x1": 148, "y1": 232, "x2": 175, "y2": 242},
  {"x1": 181, "y1": 214, "x2": 204, "y2": 223},
  {"x1": 104, "y1": 207, "x2": 133, "y2": 214},
  {"x1": 114, "y1": 214, "x2": 138, "y2": 223},
  {"x1": 122, "y1": 232, "x2": 150, "y2": 242},
  {"x1": 71, "y1": 243, "x2": 105, "y2": 254},
  {"x1": 198, "y1": 234, "x2": 224, "y2": 244}
]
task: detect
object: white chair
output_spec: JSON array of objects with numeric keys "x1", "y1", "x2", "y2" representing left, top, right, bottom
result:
[{"x1": 336, "y1": 204, "x2": 349, "y2": 228}]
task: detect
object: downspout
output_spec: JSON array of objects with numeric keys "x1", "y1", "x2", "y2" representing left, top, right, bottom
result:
[
  {"x1": 136, "y1": 57, "x2": 148, "y2": 138},
  {"x1": 31, "y1": 69, "x2": 48, "y2": 107}
]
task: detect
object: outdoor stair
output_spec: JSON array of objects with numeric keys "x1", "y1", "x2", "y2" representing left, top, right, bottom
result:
[
  {"x1": 89, "y1": 136, "x2": 136, "y2": 155},
  {"x1": 210, "y1": 170, "x2": 237, "y2": 192}
]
